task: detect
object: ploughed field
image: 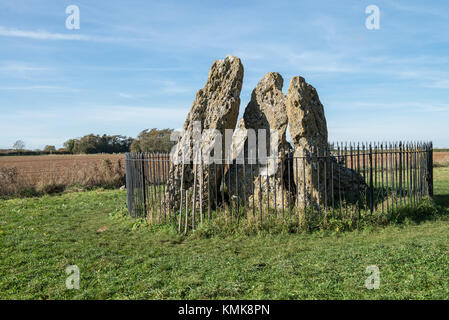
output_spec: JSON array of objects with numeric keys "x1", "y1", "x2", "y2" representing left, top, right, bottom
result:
[
  {"x1": 0, "y1": 154, "x2": 126, "y2": 196},
  {"x1": 434, "y1": 151, "x2": 449, "y2": 165},
  {"x1": 0, "y1": 154, "x2": 125, "y2": 178},
  {"x1": 1, "y1": 152, "x2": 447, "y2": 173}
]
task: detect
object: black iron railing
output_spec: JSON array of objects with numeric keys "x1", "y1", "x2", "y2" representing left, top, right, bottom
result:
[{"x1": 125, "y1": 142, "x2": 433, "y2": 232}]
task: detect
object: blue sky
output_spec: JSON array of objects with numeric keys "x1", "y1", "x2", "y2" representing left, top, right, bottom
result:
[{"x1": 1, "y1": 0, "x2": 448, "y2": 149}]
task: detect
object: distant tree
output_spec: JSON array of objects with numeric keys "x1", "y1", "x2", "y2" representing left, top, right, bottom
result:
[
  {"x1": 44, "y1": 145, "x2": 56, "y2": 154},
  {"x1": 57, "y1": 148, "x2": 70, "y2": 154},
  {"x1": 12, "y1": 140, "x2": 25, "y2": 151},
  {"x1": 63, "y1": 134, "x2": 133, "y2": 154},
  {"x1": 131, "y1": 129, "x2": 175, "y2": 153},
  {"x1": 63, "y1": 139, "x2": 77, "y2": 153},
  {"x1": 75, "y1": 134, "x2": 98, "y2": 154}
]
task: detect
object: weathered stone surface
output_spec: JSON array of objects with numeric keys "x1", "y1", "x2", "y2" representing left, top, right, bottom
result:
[
  {"x1": 286, "y1": 76, "x2": 328, "y2": 153},
  {"x1": 330, "y1": 155, "x2": 366, "y2": 199},
  {"x1": 243, "y1": 72, "x2": 289, "y2": 152},
  {"x1": 226, "y1": 72, "x2": 295, "y2": 208},
  {"x1": 286, "y1": 76, "x2": 364, "y2": 208},
  {"x1": 286, "y1": 76, "x2": 328, "y2": 207},
  {"x1": 165, "y1": 55, "x2": 244, "y2": 211}
]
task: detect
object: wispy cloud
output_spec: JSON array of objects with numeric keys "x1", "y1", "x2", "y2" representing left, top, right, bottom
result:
[
  {"x1": 160, "y1": 80, "x2": 191, "y2": 94},
  {"x1": 117, "y1": 92, "x2": 152, "y2": 99},
  {"x1": 0, "y1": 85, "x2": 77, "y2": 92},
  {"x1": 390, "y1": 2, "x2": 449, "y2": 19},
  {"x1": 118, "y1": 92, "x2": 138, "y2": 99},
  {"x1": 0, "y1": 25, "x2": 142, "y2": 42},
  {"x1": 286, "y1": 51, "x2": 357, "y2": 73},
  {"x1": 0, "y1": 63, "x2": 48, "y2": 72},
  {"x1": 425, "y1": 80, "x2": 449, "y2": 89},
  {"x1": 0, "y1": 26, "x2": 93, "y2": 40},
  {"x1": 329, "y1": 101, "x2": 449, "y2": 113},
  {"x1": 0, "y1": 62, "x2": 50, "y2": 80}
]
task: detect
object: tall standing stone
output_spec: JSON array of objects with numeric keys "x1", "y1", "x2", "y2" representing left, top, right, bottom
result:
[
  {"x1": 286, "y1": 76, "x2": 328, "y2": 153},
  {"x1": 165, "y1": 55, "x2": 244, "y2": 211},
  {"x1": 226, "y1": 72, "x2": 295, "y2": 208},
  {"x1": 286, "y1": 76, "x2": 364, "y2": 209},
  {"x1": 286, "y1": 76, "x2": 328, "y2": 207}
]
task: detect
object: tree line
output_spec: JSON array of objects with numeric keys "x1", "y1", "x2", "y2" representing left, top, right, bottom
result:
[
  {"x1": 2, "y1": 129, "x2": 176, "y2": 156},
  {"x1": 63, "y1": 134, "x2": 134, "y2": 154}
]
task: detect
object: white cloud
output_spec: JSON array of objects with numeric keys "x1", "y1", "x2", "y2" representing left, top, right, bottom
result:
[
  {"x1": 425, "y1": 80, "x2": 449, "y2": 89},
  {"x1": 0, "y1": 62, "x2": 50, "y2": 80},
  {"x1": 0, "y1": 25, "x2": 140, "y2": 42},
  {"x1": 118, "y1": 92, "x2": 138, "y2": 99},
  {"x1": 0, "y1": 85, "x2": 76, "y2": 91},
  {"x1": 390, "y1": 2, "x2": 449, "y2": 19},
  {"x1": 0, "y1": 26, "x2": 93, "y2": 40},
  {"x1": 160, "y1": 80, "x2": 191, "y2": 94},
  {"x1": 328, "y1": 101, "x2": 449, "y2": 112}
]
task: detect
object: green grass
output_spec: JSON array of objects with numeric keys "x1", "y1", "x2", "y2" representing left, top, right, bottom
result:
[
  {"x1": 434, "y1": 167, "x2": 449, "y2": 207},
  {"x1": 1, "y1": 170, "x2": 448, "y2": 300}
]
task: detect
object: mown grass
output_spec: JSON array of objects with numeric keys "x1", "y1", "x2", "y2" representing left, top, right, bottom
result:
[{"x1": 0, "y1": 169, "x2": 448, "y2": 299}]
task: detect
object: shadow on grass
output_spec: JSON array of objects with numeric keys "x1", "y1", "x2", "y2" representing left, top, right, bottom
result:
[
  {"x1": 385, "y1": 198, "x2": 443, "y2": 225},
  {"x1": 434, "y1": 194, "x2": 449, "y2": 208},
  {"x1": 158, "y1": 197, "x2": 446, "y2": 239}
]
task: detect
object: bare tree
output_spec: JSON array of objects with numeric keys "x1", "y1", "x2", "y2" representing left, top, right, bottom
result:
[{"x1": 13, "y1": 140, "x2": 25, "y2": 151}]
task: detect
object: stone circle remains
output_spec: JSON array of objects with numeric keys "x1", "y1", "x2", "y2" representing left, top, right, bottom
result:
[{"x1": 165, "y1": 55, "x2": 363, "y2": 211}]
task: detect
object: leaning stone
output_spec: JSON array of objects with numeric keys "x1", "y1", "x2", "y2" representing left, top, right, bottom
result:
[
  {"x1": 286, "y1": 76, "x2": 328, "y2": 208},
  {"x1": 226, "y1": 72, "x2": 295, "y2": 209},
  {"x1": 286, "y1": 76, "x2": 365, "y2": 209},
  {"x1": 165, "y1": 55, "x2": 244, "y2": 211}
]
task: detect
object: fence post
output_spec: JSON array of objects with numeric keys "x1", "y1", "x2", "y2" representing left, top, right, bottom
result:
[
  {"x1": 428, "y1": 142, "x2": 434, "y2": 197},
  {"x1": 369, "y1": 144, "x2": 374, "y2": 214},
  {"x1": 399, "y1": 142, "x2": 403, "y2": 197},
  {"x1": 141, "y1": 153, "x2": 147, "y2": 217},
  {"x1": 124, "y1": 153, "x2": 133, "y2": 218}
]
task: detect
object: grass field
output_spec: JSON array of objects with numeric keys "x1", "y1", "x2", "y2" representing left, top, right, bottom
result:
[{"x1": 0, "y1": 168, "x2": 448, "y2": 299}]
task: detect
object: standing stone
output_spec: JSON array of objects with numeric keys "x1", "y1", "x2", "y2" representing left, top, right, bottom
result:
[
  {"x1": 286, "y1": 76, "x2": 364, "y2": 210},
  {"x1": 165, "y1": 55, "x2": 244, "y2": 211},
  {"x1": 226, "y1": 72, "x2": 295, "y2": 209},
  {"x1": 287, "y1": 76, "x2": 328, "y2": 153},
  {"x1": 286, "y1": 76, "x2": 328, "y2": 208}
]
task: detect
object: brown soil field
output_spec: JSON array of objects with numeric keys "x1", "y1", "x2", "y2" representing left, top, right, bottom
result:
[
  {"x1": 434, "y1": 152, "x2": 449, "y2": 164},
  {"x1": 0, "y1": 154, "x2": 124, "y2": 177},
  {"x1": 0, "y1": 154, "x2": 126, "y2": 196}
]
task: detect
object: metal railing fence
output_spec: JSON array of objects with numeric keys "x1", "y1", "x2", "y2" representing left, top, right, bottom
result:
[{"x1": 125, "y1": 141, "x2": 433, "y2": 232}]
